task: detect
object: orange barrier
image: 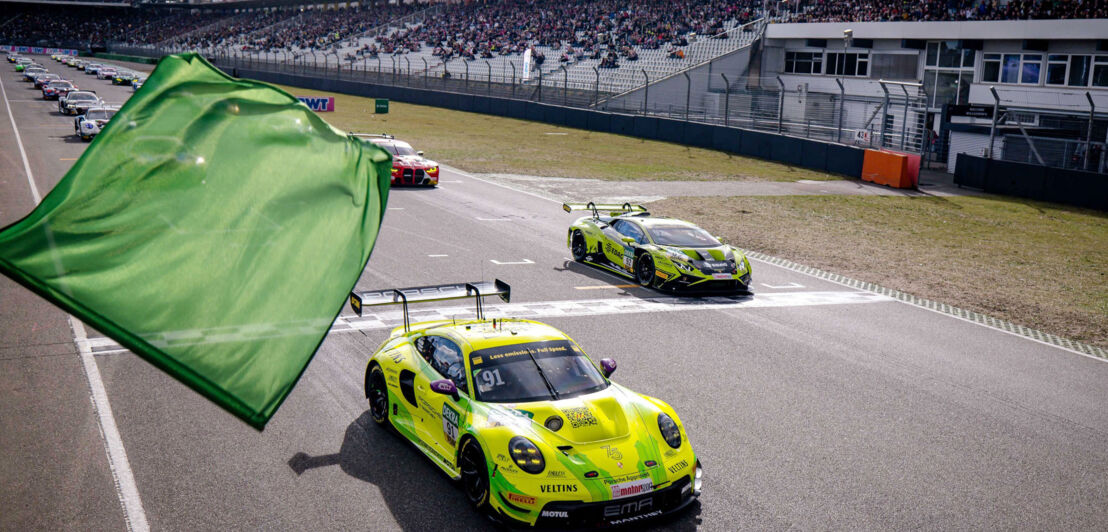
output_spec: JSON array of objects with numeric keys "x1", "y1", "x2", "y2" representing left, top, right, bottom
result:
[{"x1": 861, "y1": 149, "x2": 918, "y2": 189}]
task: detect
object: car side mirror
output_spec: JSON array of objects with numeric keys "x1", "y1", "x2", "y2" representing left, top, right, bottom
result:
[
  {"x1": 620, "y1": 236, "x2": 635, "y2": 244},
  {"x1": 599, "y1": 358, "x2": 617, "y2": 378},
  {"x1": 430, "y1": 379, "x2": 459, "y2": 400},
  {"x1": 417, "y1": 150, "x2": 424, "y2": 157}
]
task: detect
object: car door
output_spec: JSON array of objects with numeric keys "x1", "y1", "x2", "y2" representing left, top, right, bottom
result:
[
  {"x1": 603, "y1": 219, "x2": 647, "y2": 272},
  {"x1": 412, "y1": 334, "x2": 471, "y2": 466}
]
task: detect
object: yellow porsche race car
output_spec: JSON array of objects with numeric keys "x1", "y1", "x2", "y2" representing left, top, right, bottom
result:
[{"x1": 350, "y1": 280, "x2": 702, "y2": 528}]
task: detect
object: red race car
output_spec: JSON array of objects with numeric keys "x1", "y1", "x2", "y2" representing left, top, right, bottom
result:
[{"x1": 361, "y1": 134, "x2": 440, "y2": 187}]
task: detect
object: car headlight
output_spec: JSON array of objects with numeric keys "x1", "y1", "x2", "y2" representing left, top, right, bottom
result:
[
  {"x1": 658, "y1": 413, "x2": 682, "y2": 449},
  {"x1": 508, "y1": 436, "x2": 545, "y2": 474}
]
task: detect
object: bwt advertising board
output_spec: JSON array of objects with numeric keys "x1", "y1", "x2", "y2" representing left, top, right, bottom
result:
[
  {"x1": 1, "y1": 45, "x2": 78, "y2": 56},
  {"x1": 297, "y1": 96, "x2": 335, "y2": 112}
]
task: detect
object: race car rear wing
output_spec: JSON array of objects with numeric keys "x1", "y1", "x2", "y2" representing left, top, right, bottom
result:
[
  {"x1": 562, "y1": 202, "x2": 648, "y2": 219},
  {"x1": 349, "y1": 280, "x2": 511, "y2": 332},
  {"x1": 349, "y1": 132, "x2": 395, "y2": 140}
]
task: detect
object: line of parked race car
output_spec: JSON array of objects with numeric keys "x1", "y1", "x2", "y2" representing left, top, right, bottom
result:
[{"x1": 7, "y1": 52, "x2": 144, "y2": 141}]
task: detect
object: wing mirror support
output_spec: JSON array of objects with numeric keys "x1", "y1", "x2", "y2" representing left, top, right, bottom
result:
[
  {"x1": 599, "y1": 358, "x2": 617, "y2": 378},
  {"x1": 430, "y1": 379, "x2": 459, "y2": 400},
  {"x1": 417, "y1": 150, "x2": 425, "y2": 157}
]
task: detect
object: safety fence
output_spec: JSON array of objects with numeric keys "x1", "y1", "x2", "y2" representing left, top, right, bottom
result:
[
  {"x1": 215, "y1": 63, "x2": 871, "y2": 180},
  {"x1": 969, "y1": 87, "x2": 1107, "y2": 175},
  {"x1": 111, "y1": 44, "x2": 928, "y2": 157}
]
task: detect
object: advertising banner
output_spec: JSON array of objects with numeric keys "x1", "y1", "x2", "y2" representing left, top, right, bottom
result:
[
  {"x1": 297, "y1": 96, "x2": 335, "y2": 112},
  {"x1": 0, "y1": 45, "x2": 78, "y2": 56}
]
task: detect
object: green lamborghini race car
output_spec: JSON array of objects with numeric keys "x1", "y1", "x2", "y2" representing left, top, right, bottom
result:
[
  {"x1": 350, "y1": 280, "x2": 702, "y2": 528},
  {"x1": 564, "y1": 202, "x2": 752, "y2": 294}
]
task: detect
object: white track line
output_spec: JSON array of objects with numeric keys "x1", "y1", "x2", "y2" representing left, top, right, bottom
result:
[{"x1": 2, "y1": 68, "x2": 150, "y2": 532}]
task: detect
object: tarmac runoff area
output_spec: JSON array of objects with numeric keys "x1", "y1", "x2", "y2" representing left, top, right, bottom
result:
[{"x1": 2, "y1": 55, "x2": 1108, "y2": 531}]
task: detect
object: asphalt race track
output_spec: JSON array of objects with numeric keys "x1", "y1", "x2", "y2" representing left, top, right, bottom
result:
[{"x1": 3, "y1": 56, "x2": 1108, "y2": 531}]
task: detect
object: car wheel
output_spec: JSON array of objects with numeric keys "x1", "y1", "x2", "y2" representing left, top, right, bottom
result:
[
  {"x1": 459, "y1": 438, "x2": 490, "y2": 511},
  {"x1": 635, "y1": 253, "x2": 655, "y2": 287},
  {"x1": 366, "y1": 364, "x2": 389, "y2": 427},
  {"x1": 571, "y1": 231, "x2": 588, "y2": 262}
]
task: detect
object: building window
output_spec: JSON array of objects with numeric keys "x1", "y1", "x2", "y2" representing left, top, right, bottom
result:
[
  {"x1": 1094, "y1": 56, "x2": 1108, "y2": 87},
  {"x1": 784, "y1": 51, "x2": 822, "y2": 74},
  {"x1": 982, "y1": 54, "x2": 1000, "y2": 83},
  {"x1": 1047, "y1": 55, "x2": 1068, "y2": 85},
  {"x1": 1001, "y1": 54, "x2": 1021, "y2": 83},
  {"x1": 1068, "y1": 55, "x2": 1090, "y2": 86},
  {"x1": 1021, "y1": 54, "x2": 1041, "y2": 84},
  {"x1": 825, "y1": 52, "x2": 869, "y2": 76}
]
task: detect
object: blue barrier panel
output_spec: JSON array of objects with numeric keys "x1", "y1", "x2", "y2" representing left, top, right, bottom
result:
[
  {"x1": 563, "y1": 108, "x2": 589, "y2": 130},
  {"x1": 826, "y1": 144, "x2": 865, "y2": 177},
  {"x1": 633, "y1": 116, "x2": 659, "y2": 140},
  {"x1": 953, "y1": 153, "x2": 986, "y2": 188},
  {"x1": 792, "y1": 139, "x2": 828, "y2": 170},
  {"x1": 989, "y1": 159, "x2": 1046, "y2": 199},
  {"x1": 742, "y1": 130, "x2": 773, "y2": 159},
  {"x1": 506, "y1": 100, "x2": 527, "y2": 119},
  {"x1": 770, "y1": 136, "x2": 806, "y2": 167},
  {"x1": 586, "y1": 111, "x2": 611, "y2": 133},
  {"x1": 541, "y1": 104, "x2": 567, "y2": 126},
  {"x1": 471, "y1": 96, "x2": 493, "y2": 115},
  {"x1": 653, "y1": 118, "x2": 685, "y2": 143},
  {"x1": 525, "y1": 102, "x2": 545, "y2": 122},
  {"x1": 610, "y1": 114, "x2": 635, "y2": 136},
  {"x1": 683, "y1": 123, "x2": 715, "y2": 149},
  {"x1": 712, "y1": 126, "x2": 742, "y2": 153}
]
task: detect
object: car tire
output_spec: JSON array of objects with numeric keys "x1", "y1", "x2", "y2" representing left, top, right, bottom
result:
[
  {"x1": 635, "y1": 253, "x2": 655, "y2": 287},
  {"x1": 571, "y1": 231, "x2": 588, "y2": 262},
  {"x1": 366, "y1": 364, "x2": 390, "y2": 427},
  {"x1": 459, "y1": 438, "x2": 490, "y2": 511}
]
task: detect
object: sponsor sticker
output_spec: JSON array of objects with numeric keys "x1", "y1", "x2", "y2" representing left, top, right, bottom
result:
[
  {"x1": 441, "y1": 404, "x2": 459, "y2": 446},
  {"x1": 297, "y1": 96, "x2": 335, "y2": 112},
  {"x1": 711, "y1": 273, "x2": 732, "y2": 280},
  {"x1": 667, "y1": 459, "x2": 689, "y2": 475},
  {"x1": 506, "y1": 492, "x2": 536, "y2": 505},
  {"x1": 541, "y1": 510, "x2": 569, "y2": 518},
  {"x1": 540, "y1": 484, "x2": 579, "y2": 494},
  {"x1": 609, "y1": 478, "x2": 653, "y2": 499},
  {"x1": 561, "y1": 407, "x2": 598, "y2": 428}
]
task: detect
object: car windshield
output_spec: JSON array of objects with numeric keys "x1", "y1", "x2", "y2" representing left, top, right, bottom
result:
[
  {"x1": 470, "y1": 340, "x2": 608, "y2": 403},
  {"x1": 647, "y1": 225, "x2": 721, "y2": 247},
  {"x1": 382, "y1": 143, "x2": 416, "y2": 156},
  {"x1": 51, "y1": 82, "x2": 74, "y2": 89},
  {"x1": 86, "y1": 109, "x2": 115, "y2": 120},
  {"x1": 70, "y1": 93, "x2": 95, "y2": 101}
]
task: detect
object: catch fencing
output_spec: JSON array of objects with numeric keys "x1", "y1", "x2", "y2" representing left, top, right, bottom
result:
[{"x1": 110, "y1": 42, "x2": 928, "y2": 157}]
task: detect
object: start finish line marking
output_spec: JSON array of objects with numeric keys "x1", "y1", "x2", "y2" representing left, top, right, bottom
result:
[{"x1": 85, "y1": 291, "x2": 891, "y2": 354}]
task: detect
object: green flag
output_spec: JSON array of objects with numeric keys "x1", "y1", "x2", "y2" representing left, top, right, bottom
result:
[{"x1": 0, "y1": 54, "x2": 392, "y2": 429}]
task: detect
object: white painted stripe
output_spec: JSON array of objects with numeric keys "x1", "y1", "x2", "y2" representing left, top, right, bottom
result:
[
  {"x1": 2, "y1": 70, "x2": 150, "y2": 532},
  {"x1": 428, "y1": 254, "x2": 449, "y2": 258},
  {"x1": 1, "y1": 69, "x2": 41, "y2": 203},
  {"x1": 84, "y1": 290, "x2": 894, "y2": 354},
  {"x1": 71, "y1": 319, "x2": 150, "y2": 532},
  {"x1": 489, "y1": 258, "x2": 534, "y2": 265}
]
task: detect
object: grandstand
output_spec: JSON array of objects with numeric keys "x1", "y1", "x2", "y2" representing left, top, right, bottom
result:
[{"x1": 3, "y1": 0, "x2": 1105, "y2": 173}]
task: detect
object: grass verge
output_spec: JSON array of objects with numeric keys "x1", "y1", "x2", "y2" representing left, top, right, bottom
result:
[
  {"x1": 651, "y1": 195, "x2": 1108, "y2": 349},
  {"x1": 274, "y1": 85, "x2": 840, "y2": 182}
]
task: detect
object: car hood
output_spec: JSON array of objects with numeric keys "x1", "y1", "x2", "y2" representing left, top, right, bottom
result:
[
  {"x1": 393, "y1": 155, "x2": 436, "y2": 167},
  {"x1": 475, "y1": 383, "x2": 671, "y2": 466},
  {"x1": 660, "y1": 244, "x2": 736, "y2": 262}
]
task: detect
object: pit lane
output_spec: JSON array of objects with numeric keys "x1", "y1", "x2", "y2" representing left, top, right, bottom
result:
[{"x1": 3, "y1": 55, "x2": 1108, "y2": 530}]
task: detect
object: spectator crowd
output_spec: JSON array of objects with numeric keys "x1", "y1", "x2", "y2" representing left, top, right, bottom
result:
[{"x1": 1, "y1": 0, "x2": 1104, "y2": 58}]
